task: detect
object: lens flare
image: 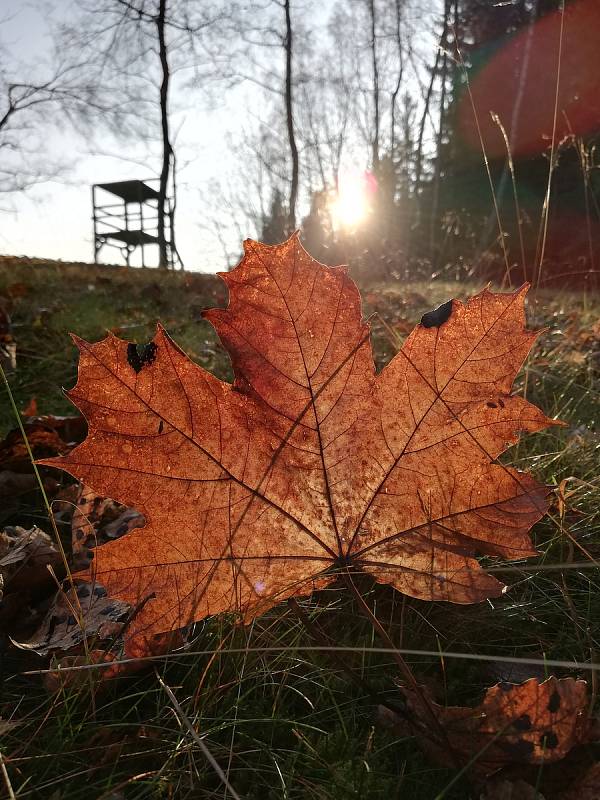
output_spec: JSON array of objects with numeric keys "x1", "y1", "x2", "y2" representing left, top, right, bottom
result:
[
  {"x1": 459, "y1": 0, "x2": 600, "y2": 158},
  {"x1": 330, "y1": 170, "x2": 373, "y2": 229}
]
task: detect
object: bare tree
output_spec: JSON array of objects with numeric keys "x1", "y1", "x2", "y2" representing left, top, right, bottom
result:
[
  {"x1": 228, "y1": 0, "x2": 306, "y2": 234},
  {"x1": 297, "y1": 64, "x2": 351, "y2": 194},
  {"x1": 283, "y1": 0, "x2": 299, "y2": 231},
  {"x1": 0, "y1": 26, "x2": 103, "y2": 197},
  {"x1": 429, "y1": 0, "x2": 452, "y2": 254},
  {"x1": 368, "y1": 0, "x2": 381, "y2": 174},
  {"x1": 207, "y1": 0, "x2": 440, "y2": 263}
]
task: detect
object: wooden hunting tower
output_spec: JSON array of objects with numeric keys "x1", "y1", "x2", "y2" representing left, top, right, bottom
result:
[{"x1": 92, "y1": 179, "x2": 177, "y2": 267}]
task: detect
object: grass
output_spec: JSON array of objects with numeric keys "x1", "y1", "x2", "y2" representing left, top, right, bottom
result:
[{"x1": 0, "y1": 255, "x2": 599, "y2": 799}]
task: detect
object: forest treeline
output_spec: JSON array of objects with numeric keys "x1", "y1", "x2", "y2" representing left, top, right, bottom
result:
[
  {"x1": 1, "y1": 0, "x2": 598, "y2": 284},
  {"x1": 255, "y1": 0, "x2": 599, "y2": 288}
]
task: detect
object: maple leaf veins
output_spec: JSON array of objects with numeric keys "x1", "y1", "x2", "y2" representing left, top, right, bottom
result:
[{"x1": 41, "y1": 234, "x2": 556, "y2": 653}]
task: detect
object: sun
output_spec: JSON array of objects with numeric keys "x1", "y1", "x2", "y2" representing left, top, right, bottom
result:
[{"x1": 330, "y1": 170, "x2": 373, "y2": 230}]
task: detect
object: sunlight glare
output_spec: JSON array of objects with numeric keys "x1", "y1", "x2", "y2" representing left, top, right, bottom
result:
[{"x1": 330, "y1": 170, "x2": 372, "y2": 230}]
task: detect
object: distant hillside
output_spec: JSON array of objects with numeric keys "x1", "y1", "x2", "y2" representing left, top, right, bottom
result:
[{"x1": 0, "y1": 254, "x2": 219, "y2": 285}]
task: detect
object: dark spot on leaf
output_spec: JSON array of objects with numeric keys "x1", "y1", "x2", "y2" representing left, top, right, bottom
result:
[
  {"x1": 541, "y1": 731, "x2": 559, "y2": 750},
  {"x1": 513, "y1": 714, "x2": 532, "y2": 732},
  {"x1": 548, "y1": 690, "x2": 561, "y2": 713},
  {"x1": 127, "y1": 342, "x2": 158, "y2": 373},
  {"x1": 499, "y1": 739, "x2": 535, "y2": 760},
  {"x1": 487, "y1": 402, "x2": 498, "y2": 409},
  {"x1": 158, "y1": 420, "x2": 164, "y2": 434},
  {"x1": 420, "y1": 300, "x2": 453, "y2": 328},
  {"x1": 498, "y1": 398, "x2": 505, "y2": 408}
]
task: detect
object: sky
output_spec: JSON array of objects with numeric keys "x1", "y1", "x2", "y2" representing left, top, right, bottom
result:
[{"x1": 0, "y1": 0, "x2": 275, "y2": 272}]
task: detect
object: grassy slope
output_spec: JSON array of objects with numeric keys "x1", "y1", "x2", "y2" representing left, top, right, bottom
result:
[{"x1": 1, "y1": 256, "x2": 599, "y2": 799}]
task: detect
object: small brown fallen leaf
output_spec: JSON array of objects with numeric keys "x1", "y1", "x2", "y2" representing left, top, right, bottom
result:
[
  {"x1": 42, "y1": 235, "x2": 556, "y2": 654},
  {"x1": 0, "y1": 414, "x2": 86, "y2": 473},
  {"x1": 71, "y1": 485, "x2": 144, "y2": 571},
  {"x1": 12, "y1": 581, "x2": 129, "y2": 656},
  {"x1": 399, "y1": 677, "x2": 590, "y2": 777},
  {"x1": 43, "y1": 649, "x2": 124, "y2": 692},
  {"x1": 43, "y1": 628, "x2": 187, "y2": 688},
  {"x1": 0, "y1": 525, "x2": 61, "y2": 596}
]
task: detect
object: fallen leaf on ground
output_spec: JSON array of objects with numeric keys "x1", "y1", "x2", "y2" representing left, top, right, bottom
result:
[
  {"x1": 43, "y1": 234, "x2": 555, "y2": 653},
  {"x1": 0, "y1": 414, "x2": 86, "y2": 473},
  {"x1": 0, "y1": 526, "x2": 63, "y2": 635},
  {"x1": 0, "y1": 525, "x2": 61, "y2": 597},
  {"x1": 12, "y1": 581, "x2": 129, "y2": 656},
  {"x1": 43, "y1": 649, "x2": 124, "y2": 692},
  {"x1": 70, "y1": 485, "x2": 144, "y2": 571},
  {"x1": 399, "y1": 677, "x2": 590, "y2": 777},
  {"x1": 43, "y1": 628, "x2": 187, "y2": 689}
]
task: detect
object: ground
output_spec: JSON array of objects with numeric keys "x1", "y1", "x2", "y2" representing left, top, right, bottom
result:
[{"x1": 0, "y1": 254, "x2": 599, "y2": 799}]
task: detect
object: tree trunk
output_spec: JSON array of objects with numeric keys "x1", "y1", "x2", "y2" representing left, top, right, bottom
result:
[
  {"x1": 157, "y1": 0, "x2": 172, "y2": 269},
  {"x1": 414, "y1": 38, "x2": 442, "y2": 201},
  {"x1": 368, "y1": 0, "x2": 380, "y2": 173},
  {"x1": 390, "y1": 0, "x2": 404, "y2": 158},
  {"x1": 284, "y1": 0, "x2": 298, "y2": 233},
  {"x1": 429, "y1": 0, "x2": 451, "y2": 256}
]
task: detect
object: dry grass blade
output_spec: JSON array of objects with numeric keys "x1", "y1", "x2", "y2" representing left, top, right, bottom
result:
[{"x1": 156, "y1": 670, "x2": 243, "y2": 800}]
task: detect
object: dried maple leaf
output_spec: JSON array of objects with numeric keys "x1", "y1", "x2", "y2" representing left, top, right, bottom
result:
[
  {"x1": 42, "y1": 235, "x2": 555, "y2": 653},
  {"x1": 399, "y1": 677, "x2": 590, "y2": 777}
]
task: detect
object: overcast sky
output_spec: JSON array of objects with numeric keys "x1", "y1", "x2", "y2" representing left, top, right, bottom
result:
[{"x1": 0, "y1": 0, "x2": 278, "y2": 272}]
